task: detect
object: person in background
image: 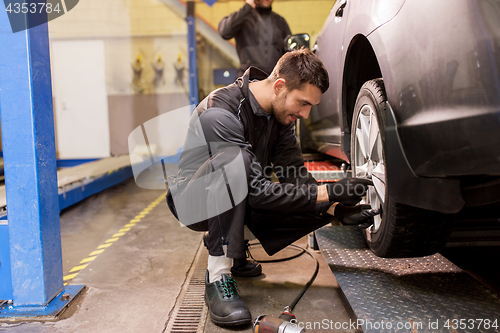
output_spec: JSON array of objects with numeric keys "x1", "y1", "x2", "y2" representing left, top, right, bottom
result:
[{"x1": 219, "y1": 0, "x2": 291, "y2": 76}]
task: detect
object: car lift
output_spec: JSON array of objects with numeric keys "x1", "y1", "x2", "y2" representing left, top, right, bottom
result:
[
  {"x1": 0, "y1": 5, "x2": 136, "y2": 319},
  {"x1": 315, "y1": 226, "x2": 500, "y2": 332}
]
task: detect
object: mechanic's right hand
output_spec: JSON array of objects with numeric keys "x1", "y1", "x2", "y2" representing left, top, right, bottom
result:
[{"x1": 325, "y1": 178, "x2": 373, "y2": 205}]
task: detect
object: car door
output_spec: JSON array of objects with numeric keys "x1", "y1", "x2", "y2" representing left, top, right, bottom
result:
[
  {"x1": 307, "y1": 0, "x2": 351, "y2": 160},
  {"x1": 309, "y1": 0, "x2": 406, "y2": 161}
]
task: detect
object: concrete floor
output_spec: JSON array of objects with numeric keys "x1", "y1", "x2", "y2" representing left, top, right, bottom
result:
[
  {"x1": 204, "y1": 242, "x2": 359, "y2": 333},
  {"x1": 0, "y1": 179, "x2": 356, "y2": 333}
]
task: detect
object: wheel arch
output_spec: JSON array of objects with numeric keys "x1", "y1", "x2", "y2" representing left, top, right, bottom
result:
[
  {"x1": 342, "y1": 38, "x2": 465, "y2": 214},
  {"x1": 341, "y1": 35, "x2": 383, "y2": 160}
]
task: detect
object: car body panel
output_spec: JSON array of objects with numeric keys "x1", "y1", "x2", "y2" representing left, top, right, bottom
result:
[
  {"x1": 312, "y1": 0, "x2": 405, "y2": 160},
  {"x1": 308, "y1": 1, "x2": 351, "y2": 159},
  {"x1": 372, "y1": 0, "x2": 500, "y2": 177},
  {"x1": 309, "y1": 0, "x2": 500, "y2": 212}
]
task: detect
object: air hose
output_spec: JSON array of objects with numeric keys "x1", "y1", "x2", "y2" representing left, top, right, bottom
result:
[{"x1": 247, "y1": 241, "x2": 320, "y2": 332}]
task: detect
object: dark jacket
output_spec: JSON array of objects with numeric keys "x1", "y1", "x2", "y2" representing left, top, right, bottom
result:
[
  {"x1": 218, "y1": 4, "x2": 291, "y2": 76},
  {"x1": 173, "y1": 67, "x2": 318, "y2": 213}
]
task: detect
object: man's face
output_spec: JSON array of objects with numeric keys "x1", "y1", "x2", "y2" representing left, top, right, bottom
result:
[
  {"x1": 271, "y1": 81, "x2": 322, "y2": 126},
  {"x1": 255, "y1": 0, "x2": 273, "y2": 8}
]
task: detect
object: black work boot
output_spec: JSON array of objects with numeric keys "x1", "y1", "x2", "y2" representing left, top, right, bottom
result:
[
  {"x1": 203, "y1": 234, "x2": 262, "y2": 277},
  {"x1": 231, "y1": 257, "x2": 262, "y2": 277},
  {"x1": 232, "y1": 239, "x2": 262, "y2": 277},
  {"x1": 204, "y1": 271, "x2": 252, "y2": 326}
]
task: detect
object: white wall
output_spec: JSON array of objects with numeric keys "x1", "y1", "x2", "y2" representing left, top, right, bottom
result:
[{"x1": 51, "y1": 40, "x2": 111, "y2": 159}]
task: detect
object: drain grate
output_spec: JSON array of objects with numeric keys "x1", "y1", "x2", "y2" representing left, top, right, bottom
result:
[{"x1": 164, "y1": 242, "x2": 208, "y2": 333}]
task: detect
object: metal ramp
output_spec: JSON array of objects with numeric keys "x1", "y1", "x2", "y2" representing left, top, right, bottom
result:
[{"x1": 315, "y1": 225, "x2": 500, "y2": 333}]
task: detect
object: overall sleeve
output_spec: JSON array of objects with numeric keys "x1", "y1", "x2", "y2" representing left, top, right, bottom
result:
[
  {"x1": 218, "y1": 4, "x2": 254, "y2": 40},
  {"x1": 198, "y1": 108, "x2": 318, "y2": 212}
]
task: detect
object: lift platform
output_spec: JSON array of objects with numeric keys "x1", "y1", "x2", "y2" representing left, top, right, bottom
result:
[
  {"x1": 303, "y1": 154, "x2": 347, "y2": 183},
  {"x1": 315, "y1": 225, "x2": 500, "y2": 333},
  {"x1": 0, "y1": 155, "x2": 132, "y2": 219}
]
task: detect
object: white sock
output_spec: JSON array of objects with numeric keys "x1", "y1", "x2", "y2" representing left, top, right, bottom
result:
[{"x1": 208, "y1": 255, "x2": 233, "y2": 283}]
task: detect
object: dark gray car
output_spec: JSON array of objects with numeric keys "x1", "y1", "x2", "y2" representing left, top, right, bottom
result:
[{"x1": 303, "y1": 0, "x2": 500, "y2": 257}]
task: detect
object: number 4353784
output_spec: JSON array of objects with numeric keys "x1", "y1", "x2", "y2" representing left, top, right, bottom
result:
[
  {"x1": 6, "y1": 2, "x2": 62, "y2": 14},
  {"x1": 444, "y1": 319, "x2": 498, "y2": 330}
]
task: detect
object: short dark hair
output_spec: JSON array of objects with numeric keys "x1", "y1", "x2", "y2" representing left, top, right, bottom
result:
[{"x1": 270, "y1": 48, "x2": 329, "y2": 93}]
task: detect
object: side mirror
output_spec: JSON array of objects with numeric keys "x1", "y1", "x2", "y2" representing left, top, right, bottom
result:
[{"x1": 284, "y1": 33, "x2": 310, "y2": 51}]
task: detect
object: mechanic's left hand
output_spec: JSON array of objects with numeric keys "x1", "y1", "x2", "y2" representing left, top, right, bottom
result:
[{"x1": 332, "y1": 203, "x2": 380, "y2": 227}]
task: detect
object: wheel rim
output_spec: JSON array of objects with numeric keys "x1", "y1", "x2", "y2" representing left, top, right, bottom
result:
[{"x1": 353, "y1": 104, "x2": 386, "y2": 232}]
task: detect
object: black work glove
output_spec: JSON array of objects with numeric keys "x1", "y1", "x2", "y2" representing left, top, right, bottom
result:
[
  {"x1": 326, "y1": 178, "x2": 373, "y2": 206},
  {"x1": 334, "y1": 204, "x2": 381, "y2": 227}
]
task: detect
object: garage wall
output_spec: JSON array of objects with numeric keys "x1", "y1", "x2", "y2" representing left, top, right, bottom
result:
[
  {"x1": 48, "y1": 0, "x2": 226, "y2": 157},
  {"x1": 49, "y1": 0, "x2": 186, "y2": 38},
  {"x1": 46, "y1": 0, "x2": 329, "y2": 158}
]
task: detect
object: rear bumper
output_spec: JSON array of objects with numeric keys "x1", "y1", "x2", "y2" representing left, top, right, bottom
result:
[{"x1": 398, "y1": 107, "x2": 500, "y2": 177}]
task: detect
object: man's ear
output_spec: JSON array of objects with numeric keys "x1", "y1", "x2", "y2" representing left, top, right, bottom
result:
[{"x1": 273, "y1": 78, "x2": 286, "y2": 95}]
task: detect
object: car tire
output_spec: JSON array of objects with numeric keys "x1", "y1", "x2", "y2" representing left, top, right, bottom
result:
[{"x1": 351, "y1": 78, "x2": 453, "y2": 258}]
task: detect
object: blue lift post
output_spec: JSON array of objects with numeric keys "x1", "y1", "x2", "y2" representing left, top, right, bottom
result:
[
  {"x1": 187, "y1": 1, "x2": 199, "y2": 106},
  {"x1": 0, "y1": 3, "x2": 84, "y2": 319}
]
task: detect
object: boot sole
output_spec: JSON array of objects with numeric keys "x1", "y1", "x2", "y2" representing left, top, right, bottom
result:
[
  {"x1": 230, "y1": 266, "x2": 262, "y2": 277},
  {"x1": 204, "y1": 293, "x2": 252, "y2": 326}
]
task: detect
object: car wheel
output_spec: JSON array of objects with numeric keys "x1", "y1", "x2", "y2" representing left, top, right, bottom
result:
[{"x1": 351, "y1": 79, "x2": 453, "y2": 258}]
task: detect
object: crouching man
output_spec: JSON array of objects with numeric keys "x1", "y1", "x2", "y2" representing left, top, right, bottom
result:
[{"x1": 166, "y1": 49, "x2": 377, "y2": 327}]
